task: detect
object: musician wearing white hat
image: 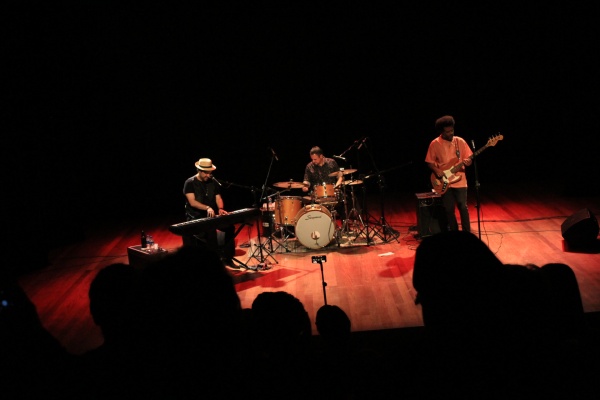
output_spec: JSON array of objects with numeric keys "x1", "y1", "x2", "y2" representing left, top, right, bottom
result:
[{"x1": 183, "y1": 158, "x2": 236, "y2": 268}]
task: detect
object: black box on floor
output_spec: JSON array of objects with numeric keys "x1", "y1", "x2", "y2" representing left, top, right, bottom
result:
[
  {"x1": 127, "y1": 245, "x2": 169, "y2": 269},
  {"x1": 415, "y1": 192, "x2": 447, "y2": 238}
]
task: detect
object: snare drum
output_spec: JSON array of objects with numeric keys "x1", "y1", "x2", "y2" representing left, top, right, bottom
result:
[
  {"x1": 274, "y1": 196, "x2": 303, "y2": 226},
  {"x1": 302, "y1": 196, "x2": 314, "y2": 205},
  {"x1": 294, "y1": 205, "x2": 335, "y2": 249}
]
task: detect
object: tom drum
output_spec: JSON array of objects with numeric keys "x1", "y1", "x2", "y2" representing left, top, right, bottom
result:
[
  {"x1": 294, "y1": 205, "x2": 336, "y2": 249},
  {"x1": 314, "y1": 183, "x2": 338, "y2": 206}
]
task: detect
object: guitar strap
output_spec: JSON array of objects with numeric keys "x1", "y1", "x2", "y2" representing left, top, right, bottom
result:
[{"x1": 454, "y1": 138, "x2": 460, "y2": 158}]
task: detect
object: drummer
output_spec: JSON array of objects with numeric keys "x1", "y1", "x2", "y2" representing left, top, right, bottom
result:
[
  {"x1": 302, "y1": 146, "x2": 347, "y2": 226},
  {"x1": 302, "y1": 146, "x2": 343, "y2": 196}
]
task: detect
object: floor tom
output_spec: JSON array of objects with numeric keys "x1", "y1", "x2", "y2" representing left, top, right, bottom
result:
[{"x1": 274, "y1": 196, "x2": 303, "y2": 226}]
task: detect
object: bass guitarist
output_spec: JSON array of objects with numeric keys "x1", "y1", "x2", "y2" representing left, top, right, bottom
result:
[{"x1": 425, "y1": 115, "x2": 473, "y2": 232}]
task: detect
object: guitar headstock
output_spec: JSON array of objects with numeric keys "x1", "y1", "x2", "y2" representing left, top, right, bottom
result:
[{"x1": 487, "y1": 134, "x2": 504, "y2": 147}]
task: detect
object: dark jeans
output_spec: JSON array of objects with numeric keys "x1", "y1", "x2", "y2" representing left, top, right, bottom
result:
[
  {"x1": 442, "y1": 187, "x2": 471, "y2": 232},
  {"x1": 183, "y1": 224, "x2": 236, "y2": 260}
]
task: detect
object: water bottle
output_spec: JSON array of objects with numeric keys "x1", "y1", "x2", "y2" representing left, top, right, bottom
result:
[
  {"x1": 141, "y1": 230, "x2": 147, "y2": 249},
  {"x1": 147, "y1": 235, "x2": 154, "y2": 251}
]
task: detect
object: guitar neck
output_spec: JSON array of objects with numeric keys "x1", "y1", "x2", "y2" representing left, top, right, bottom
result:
[{"x1": 450, "y1": 143, "x2": 492, "y2": 173}]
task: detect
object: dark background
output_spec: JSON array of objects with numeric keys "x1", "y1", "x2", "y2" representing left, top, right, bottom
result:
[{"x1": 4, "y1": 3, "x2": 599, "y2": 269}]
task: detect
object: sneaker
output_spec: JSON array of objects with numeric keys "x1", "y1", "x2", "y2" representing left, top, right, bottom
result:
[{"x1": 222, "y1": 259, "x2": 240, "y2": 269}]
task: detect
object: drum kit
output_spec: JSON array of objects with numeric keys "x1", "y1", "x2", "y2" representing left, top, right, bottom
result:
[{"x1": 262, "y1": 169, "x2": 366, "y2": 250}]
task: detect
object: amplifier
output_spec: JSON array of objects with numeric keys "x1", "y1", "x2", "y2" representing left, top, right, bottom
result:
[{"x1": 415, "y1": 192, "x2": 447, "y2": 238}]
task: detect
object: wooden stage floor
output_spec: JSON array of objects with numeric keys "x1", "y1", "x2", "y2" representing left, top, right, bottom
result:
[{"x1": 16, "y1": 182, "x2": 600, "y2": 355}]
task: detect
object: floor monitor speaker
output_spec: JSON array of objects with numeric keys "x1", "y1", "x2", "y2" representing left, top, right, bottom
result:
[{"x1": 561, "y1": 208, "x2": 599, "y2": 247}]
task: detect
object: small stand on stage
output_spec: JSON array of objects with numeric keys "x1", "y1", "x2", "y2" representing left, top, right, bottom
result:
[
  {"x1": 246, "y1": 211, "x2": 278, "y2": 271},
  {"x1": 361, "y1": 162, "x2": 412, "y2": 244},
  {"x1": 339, "y1": 178, "x2": 366, "y2": 245},
  {"x1": 313, "y1": 255, "x2": 328, "y2": 305}
]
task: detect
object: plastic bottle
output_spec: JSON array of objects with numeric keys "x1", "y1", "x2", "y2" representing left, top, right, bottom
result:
[
  {"x1": 147, "y1": 235, "x2": 154, "y2": 252},
  {"x1": 268, "y1": 197, "x2": 275, "y2": 211},
  {"x1": 141, "y1": 230, "x2": 147, "y2": 249}
]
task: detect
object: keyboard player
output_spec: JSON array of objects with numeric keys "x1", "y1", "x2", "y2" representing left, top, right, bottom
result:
[{"x1": 183, "y1": 157, "x2": 237, "y2": 269}]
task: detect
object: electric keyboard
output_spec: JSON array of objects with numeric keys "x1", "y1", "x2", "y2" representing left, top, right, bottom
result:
[{"x1": 169, "y1": 207, "x2": 260, "y2": 236}]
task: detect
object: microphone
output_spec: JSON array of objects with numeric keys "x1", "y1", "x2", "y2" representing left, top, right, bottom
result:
[
  {"x1": 333, "y1": 155, "x2": 346, "y2": 161},
  {"x1": 268, "y1": 147, "x2": 279, "y2": 161},
  {"x1": 211, "y1": 176, "x2": 222, "y2": 187},
  {"x1": 357, "y1": 137, "x2": 368, "y2": 150},
  {"x1": 471, "y1": 139, "x2": 476, "y2": 150}
]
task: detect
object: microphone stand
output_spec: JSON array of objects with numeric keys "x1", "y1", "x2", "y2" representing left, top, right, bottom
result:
[
  {"x1": 359, "y1": 174, "x2": 374, "y2": 245},
  {"x1": 471, "y1": 140, "x2": 482, "y2": 239},
  {"x1": 245, "y1": 152, "x2": 280, "y2": 270},
  {"x1": 362, "y1": 162, "x2": 411, "y2": 243},
  {"x1": 336, "y1": 138, "x2": 370, "y2": 245},
  {"x1": 358, "y1": 138, "x2": 404, "y2": 244}
]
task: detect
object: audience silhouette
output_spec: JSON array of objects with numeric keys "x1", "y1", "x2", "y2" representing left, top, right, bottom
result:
[
  {"x1": 412, "y1": 230, "x2": 592, "y2": 398},
  {"x1": 71, "y1": 245, "x2": 244, "y2": 398},
  {"x1": 128, "y1": 244, "x2": 245, "y2": 398},
  {"x1": 1, "y1": 272, "x2": 75, "y2": 398},
  {"x1": 74, "y1": 262, "x2": 139, "y2": 398},
  {"x1": 313, "y1": 303, "x2": 396, "y2": 399},
  {"x1": 247, "y1": 291, "x2": 313, "y2": 399},
  {"x1": 315, "y1": 304, "x2": 351, "y2": 350},
  {"x1": 5, "y1": 228, "x2": 599, "y2": 399}
]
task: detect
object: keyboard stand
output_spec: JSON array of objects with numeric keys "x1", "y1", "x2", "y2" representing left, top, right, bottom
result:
[{"x1": 227, "y1": 222, "x2": 254, "y2": 270}]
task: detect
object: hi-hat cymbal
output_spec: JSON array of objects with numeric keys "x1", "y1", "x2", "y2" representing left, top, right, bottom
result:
[
  {"x1": 273, "y1": 181, "x2": 304, "y2": 189},
  {"x1": 328, "y1": 168, "x2": 358, "y2": 177},
  {"x1": 342, "y1": 179, "x2": 363, "y2": 186}
]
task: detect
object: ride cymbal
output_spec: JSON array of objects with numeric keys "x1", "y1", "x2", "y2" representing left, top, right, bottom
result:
[
  {"x1": 342, "y1": 179, "x2": 363, "y2": 186},
  {"x1": 328, "y1": 168, "x2": 358, "y2": 177},
  {"x1": 273, "y1": 181, "x2": 304, "y2": 189}
]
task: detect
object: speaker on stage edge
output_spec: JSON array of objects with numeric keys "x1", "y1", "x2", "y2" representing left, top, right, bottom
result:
[{"x1": 561, "y1": 208, "x2": 599, "y2": 247}]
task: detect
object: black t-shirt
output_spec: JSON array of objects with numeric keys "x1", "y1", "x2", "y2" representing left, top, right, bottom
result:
[{"x1": 183, "y1": 175, "x2": 222, "y2": 220}]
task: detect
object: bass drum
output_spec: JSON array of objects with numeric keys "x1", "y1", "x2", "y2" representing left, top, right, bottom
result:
[{"x1": 294, "y1": 205, "x2": 336, "y2": 249}]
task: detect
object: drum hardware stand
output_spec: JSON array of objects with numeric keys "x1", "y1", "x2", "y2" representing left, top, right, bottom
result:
[
  {"x1": 271, "y1": 224, "x2": 295, "y2": 252},
  {"x1": 353, "y1": 177, "x2": 376, "y2": 245},
  {"x1": 340, "y1": 181, "x2": 365, "y2": 244},
  {"x1": 362, "y1": 162, "x2": 411, "y2": 243},
  {"x1": 328, "y1": 207, "x2": 343, "y2": 247},
  {"x1": 336, "y1": 136, "x2": 375, "y2": 245},
  {"x1": 245, "y1": 217, "x2": 277, "y2": 271},
  {"x1": 269, "y1": 192, "x2": 297, "y2": 252},
  {"x1": 244, "y1": 148, "x2": 283, "y2": 268}
]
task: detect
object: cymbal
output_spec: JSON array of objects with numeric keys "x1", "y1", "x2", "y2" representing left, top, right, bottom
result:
[
  {"x1": 342, "y1": 179, "x2": 363, "y2": 186},
  {"x1": 328, "y1": 168, "x2": 358, "y2": 177},
  {"x1": 273, "y1": 181, "x2": 304, "y2": 189}
]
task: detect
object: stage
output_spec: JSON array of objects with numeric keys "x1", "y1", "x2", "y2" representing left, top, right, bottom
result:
[{"x1": 15, "y1": 183, "x2": 600, "y2": 356}]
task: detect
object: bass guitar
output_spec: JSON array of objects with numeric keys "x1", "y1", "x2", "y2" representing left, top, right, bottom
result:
[{"x1": 431, "y1": 134, "x2": 503, "y2": 195}]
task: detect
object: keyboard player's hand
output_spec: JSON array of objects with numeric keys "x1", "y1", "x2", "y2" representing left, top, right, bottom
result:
[{"x1": 218, "y1": 209, "x2": 230, "y2": 216}]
